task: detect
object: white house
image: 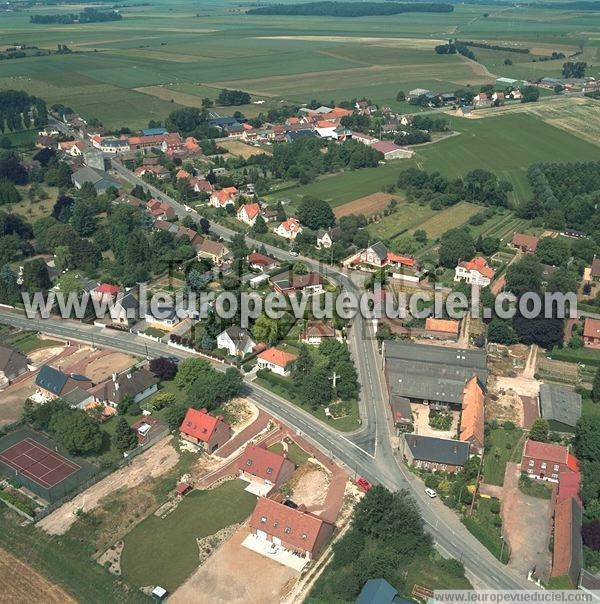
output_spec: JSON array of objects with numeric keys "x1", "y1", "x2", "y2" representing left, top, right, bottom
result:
[
  {"x1": 216, "y1": 326, "x2": 256, "y2": 358},
  {"x1": 454, "y1": 256, "x2": 495, "y2": 287},
  {"x1": 144, "y1": 306, "x2": 181, "y2": 331},
  {"x1": 257, "y1": 347, "x2": 297, "y2": 377},
  {"x1": 100, "y1": 138, "x2": 131, "y2": 154},
  {"x1": 274, "y1": 218, "x2": 302, "y2": 240},
  {"x1": 316, "y1": 228, "x2": 341, "y2": 249},
  {"x1": 237, "y1": 203, "x2": 261, "y2": 226},
  {"x1": 91, "y1": 368, "x2": 158, "y2": 408},
  {"x1": 209, "y1": 187, "x2": 238, "y2": 208}
]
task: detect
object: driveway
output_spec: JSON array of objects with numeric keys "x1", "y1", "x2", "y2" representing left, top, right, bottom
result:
[
  {"x1": 501, "y1": 463, "x2": 553, "y2": 580},
  {"x1": 170, "y1": 525, "x2": 299, "y2": 604}
]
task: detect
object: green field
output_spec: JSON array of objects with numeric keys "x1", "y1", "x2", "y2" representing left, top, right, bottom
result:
[
  {"x1": 120, "y1": 479, "x2": 256, "y2": 592},
  {"x1": 2, "y1": 0, "x2": 597, "y2": 129}
]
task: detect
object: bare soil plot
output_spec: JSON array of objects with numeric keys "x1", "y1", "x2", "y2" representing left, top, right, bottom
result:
[
  {"x1": 37, "y1": 436, "x2": 179, "y2": 536},
  {"x1": 170, "y1": 525, "x2": 299, "y2": 604},
  {"x1": 81, "y1": 351, "x2": 137, "y2": 383},
  {"x1": 253, "y1": 35, "x2": 445, "y2": 49},
  {"x1": 0, "y1": 547, "x2": 76, "y2": 604},
  {"x1": 287, "y1": 462, "x2": 331, "y2": 508},
  {"x1": 220, "y1": 140, "x2": 271, "y2": 158},
  {"x1": 334, "y1": 192, "x2": 396, "y2": 218},
  {"x1": 28, "y1": 345, "x2": 65, "y2": 365},
  {"x1": 0, "y1": 375, "x2": 37, "y2": 426}
]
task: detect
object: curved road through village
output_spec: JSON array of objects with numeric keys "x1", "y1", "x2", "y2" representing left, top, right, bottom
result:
[{"x1": 5, "y1": 119, "x2": 533, "y2": 590}]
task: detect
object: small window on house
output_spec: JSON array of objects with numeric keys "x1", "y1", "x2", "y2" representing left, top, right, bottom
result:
[
  {"x1": 246, "y1": 459, "x2": 252, "y2": 466},
  {"x1": 552, "y1": 473, "x2": 558, "y2": 479},
  {"x1": 273, "y1": 522, "x2": 278, "y2": 528},
  {"x1": 529, "y1": 459, "x2": 534, "y2": 466},
  {"x1": 266, "y1": 467, "x2": 273, "y2": 474},
  {"x1": 260, "y1": 516, "x2": 267, "y2": 524},
  {"x1": 541, "y1": 462, "x2": 547, "y2": 469},
  {"x1": 553, "y1": 465, "x2": 559, "y2": 472},
  {"x1": 302, "y1": 533, "x2": 307, "y2": 540},
  {"x1": 284, "y1": 526, "x2": 291, "y2": 534}
]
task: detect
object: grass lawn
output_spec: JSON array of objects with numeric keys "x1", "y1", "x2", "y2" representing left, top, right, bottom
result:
[
  {"x1": 142, "y1": 327, "x2": 167, "y2": 339},
  {"x1": 406, "y1": 202, "x2": 480, "y2": 240},
  {"x1": 518, "y1": 477, "x2": 553, "y2": 500},
  {"x1": 120, "y1": 479, "x2": 256, "y2": 592},
  {"x1": 405, "y1": 550, "x2": 472, "y2": 591},
  {"x1": 483, "y1": 426, "x2": 524, "y2": 487},
  {"x1": 463, "y1": 497, "x2": 509, "y2": 564},
  {"x1": 268, "y1": 439, "x2": 310, "y2": 466},
  {"x1": 4, "y1": 331, "x2": 63, "y2": 354},
  {"x1": 254, "y1": 372, "x2": 360, "y2": 432},
  {"x1": 582, "y1": 397, "x2": 600, "y2": 419}
]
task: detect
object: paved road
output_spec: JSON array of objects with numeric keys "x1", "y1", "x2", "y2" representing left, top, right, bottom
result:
[{"x1": 38, "y1": 116, "x2": 532, "y2": 589}]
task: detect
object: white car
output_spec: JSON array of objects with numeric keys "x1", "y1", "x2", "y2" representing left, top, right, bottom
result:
[
  {"x1": 289, "y1": 250, "x2": 299, "y2": 257},
  {"x1": 424, "y1": 488, "x2": 437, "y2": 499}
]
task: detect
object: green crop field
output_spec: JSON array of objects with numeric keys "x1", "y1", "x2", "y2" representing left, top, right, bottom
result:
[{"x1": 1, "y1": 0, "x2": 597, "y2": 129}]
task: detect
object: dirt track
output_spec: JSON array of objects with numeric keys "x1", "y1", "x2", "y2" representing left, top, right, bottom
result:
[
  {"x1": 37, "y1": 437, "x2": 179, "y2": 535},
  {"x1": 0, "y1": 547, "x2": 75, "y2": 603}
]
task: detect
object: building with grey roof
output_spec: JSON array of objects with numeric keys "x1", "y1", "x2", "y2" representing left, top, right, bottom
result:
[
  {"x1": 72, "y1": 166, "x2": 119, "y2": 194},
  {"x1": 0, "y1": 343, "x2": 29, "y2": 386},
  {"x1": 91, "y1": 368, "x2": 158, "y2": 407},
  {"x1": 539, "y1": 383, "x2": 582, "y2": 431},
  {"x1": 401, "y1": 434, "x2": 470, "y2": 472},
  {"x1": 383, "y1": 341, "x2": 487, "y2": 407}
]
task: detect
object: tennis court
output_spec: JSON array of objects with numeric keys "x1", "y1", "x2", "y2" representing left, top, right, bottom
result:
[
  {"x1": 0, "y1": 428, "x2": 98, "y2": 502},
  {"x1": 0, "y1": 438, "x2": 80, "y2": 489}
]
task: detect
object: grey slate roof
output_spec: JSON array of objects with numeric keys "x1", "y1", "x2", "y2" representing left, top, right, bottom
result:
[
  {"x1": 539, "y1": 383, "x2": 582, "y2": 428},
  {"x1": 0, "y1": 344, "x2": 28, "y2": 378},
  {"x1": 92, "y1": 368, "x2": 158, "y2": 405},
  {"x1": 222, "y1": 325, "x2": 254, "y2": 350},
  {"x1": 72, "y1": 166, "x2": 118, "y2": 193},
  {"x1": 35, "y1": 364, "x2": 69, "y2": 396},
  {"x1": 404, "y1": 434, "x2": 470, "y2": 467},
  {"x1": 369, "y1": 241, "x2": 388, "y2": 261},
  {"x1": 356, "y1": 578, "x2": 405, "y2": 604},
  {"x1": 384, "y1": 341, "x2": 487, "y2": 405}
]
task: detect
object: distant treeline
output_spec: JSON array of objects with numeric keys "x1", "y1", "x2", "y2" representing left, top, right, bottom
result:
[
  {"x1": 0, "y1": 90, "x2": 48, "y2": 133},
  {"x1": 247, "y1": 1, "x2": 453, "y2": 17},
  {"x1": 456, "y1": 40, "x2": 530, "y2": 54},
  {"x1": 30, "y1": 8, "x2": 122, "y2": 24},
  {"x1": 387, "y1": 0, "x2": 600, "y2": 7},
  {"x1": 435, "y1": 43, "x2": 476, "y2": 61}
]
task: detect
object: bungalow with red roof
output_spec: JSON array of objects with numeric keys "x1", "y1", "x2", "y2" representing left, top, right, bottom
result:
[
  {"x1": 179, "y1": 407, "x2": 232, "y2": 453},
  {"x1": 257, "y1": 347, "x2": 297, "y2": 376},
  {"x1": 454, "y1": 256, "x2": 495, "y2": 287},
  {"x1": 369, "y1": 140, "x2": 412, "y2": 160},
  {"x1": 190, "y1": 177, "x2": 214, "y2": 193},
  {"x1": 248, "y1": 252, "x2": 279, "y2": 272},
  {"x1": 91, "y1": 283, "x2": 121, "y2": 303},
  {"x1": 209, "y1": 187, "x2": 238, "y2": 209},
  {"x1": 245, "y1": 498, "x2": 334, "y2": 570},
  {"x1": 510, "y1": 233, "x2": 539, "y2": 253},
  {"x1": 58, "y1": 140, "x2": 86, "y2": 156},
  {"x1": 274, "y1": 217, "x2": 302, "y2": 240},
  {"x1": 521, "y1": 440, "x2": 579, "y2": 483},
  {"x1": 146, "y1": 198, "x2": 175, "y2": 220},
  {"x1": 301, "y1": 320, "x2": 336, "y2": 345},
  {"x1": 270, "y1": 271, "x2": 325, "y2": 296},
  {"x1": 238, "y1": 444, "x2": 296, "y2": 496},
  {"x1": 134, "y1": 164, "x2": 170, "y2": 180},
  {"x1": 195, "y1": 238, "x2": 229, "y2": 264},
  {"x1": 237, "y1": 203, "x2": 261, "y2": 226},
  {"x1": 583, "y1": 317, "x2": 600, "y2": 349}
]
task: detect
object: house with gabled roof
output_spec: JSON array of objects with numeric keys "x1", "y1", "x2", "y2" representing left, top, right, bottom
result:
[
  {"x1": 401, "y1": 434, "x2": 470, "y2": 473},
  {"x1": 209, "y1": 187, "x2": 238, "y2": 209},
  {"x1": 238, "y1": 444, "x2": 295, "y2": 496},
  {"x1": 301, "y1": 320, "x2": 336, "y2": 345},
  {"x1": 551, "y1": 494, "x2": 583, "y2": 587},
  {"x1": 454, "y1": 256, "x2": 495, "y2": 287},
  {"x1": 257, "y1": 347, "x2": 297, "y2": 376},
  {"x1": 0, "y1": 344, "x2": 29, "y2": 387},
  {"x1": 237, "y1": 203, "x2": 261, "y2": 226},
  {"x1": 179, "y1": 407, "x2": 231, "y2": 453},
  {"x1": 245, "y1": 497, "x2": 334, "y2": 570},
  {"x1": 583, "y1": 317, "x2": 600, "y2": 349},
  {"x1": 216, "y1": 326, "x2": 256, "y2": 358},
  {"x1": 270, "y1": 271, "x2": 325, "y2": 296},
  {"x1": 539, "y1": 383, "x2": 581, "y2": 431},
  {"x1": 146, "y1": 198, "x2": 175, "y2": 220},
  {"x1": 247, "y1": 252, "x2": 279, "y2": 272},
  {"x1": 511, "y1": 233, "x2": 539, "y2": 253},
  {"x1": 34, "y1": 365, "x2": 93, "y2": 404},
  {"x1": 424, "y1": 318, "x2": 459, "y2": 341},
  {"x1": 316, "y1": 227, "x2": 341, "y2": 249},
  {"x1": 274, "y1": 217, "x2": 302, "y2": 240},
  {"x1": 460, "y1": 376, "x2": 485, "y2": 454},
  {"x1": 521, "y1": 440, "x2": 579, "y2": 483},
  {"x1": 91, "y1": 368, "x2": 158, "y2": 408}
]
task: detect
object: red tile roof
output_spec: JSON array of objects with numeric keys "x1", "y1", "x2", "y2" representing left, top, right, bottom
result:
[
  {"x1": 511, "y1": 233, "x2": 539, "y2": 252},
  {"x1": 370, "y1": 140, "x2": 402, "y2": 155},
  {"x1": 303, "y1": 320, "x2": 335, "y2": 339},
  {"x1": 386, "y1": 252, "x2": 415, "y2": 267},
  {"x1": 460, "y1": 256, "x2": 495, "y2": 279},
  {"x1": 425, "y1": 318, "x2": 459, "y2": 334},
  {"x1": 558, "y1": 471, "x2": 581, "y2": 503},
  {"x1": 523, "y1": 440, "x2": 569, "y2": 464},
  {"x1": 567, "y1": 454, "x2": 580, "y2": 473},
  {"x1": 250, "y1": 497, "x2": 331, "y2": 553},
  {"x1": 248, "y1": 252, "x2": 276, "y2": 268},
  {"x1": 258, "y1": 347, "x2": 297, "y2": 368},
  {"x1": 552, "y1": 495, "x2": 582, "y2": 579},
  {"x1": 460, "y1": 376, "x2": 485, "y2": 448},
  {"x1": 95, "y1": 283, "x2": 120, "y2": 295},
  {"x1": 238, "y1": 444, "x2": 289, "y2": 481},
  {"x1": 584, "y1": 318, "x2": 600, "y2": 339},
  {"x1": 179, "y1": 408, "x2": 227, "y2": 442},
  {"x1": 238, "y1": 203, "x2": 260, "y2": 220}
]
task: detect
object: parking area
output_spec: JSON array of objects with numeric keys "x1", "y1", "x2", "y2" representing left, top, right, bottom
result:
[{"x1": 501, "y1": 463, "x2": 553, "y2": 580}]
